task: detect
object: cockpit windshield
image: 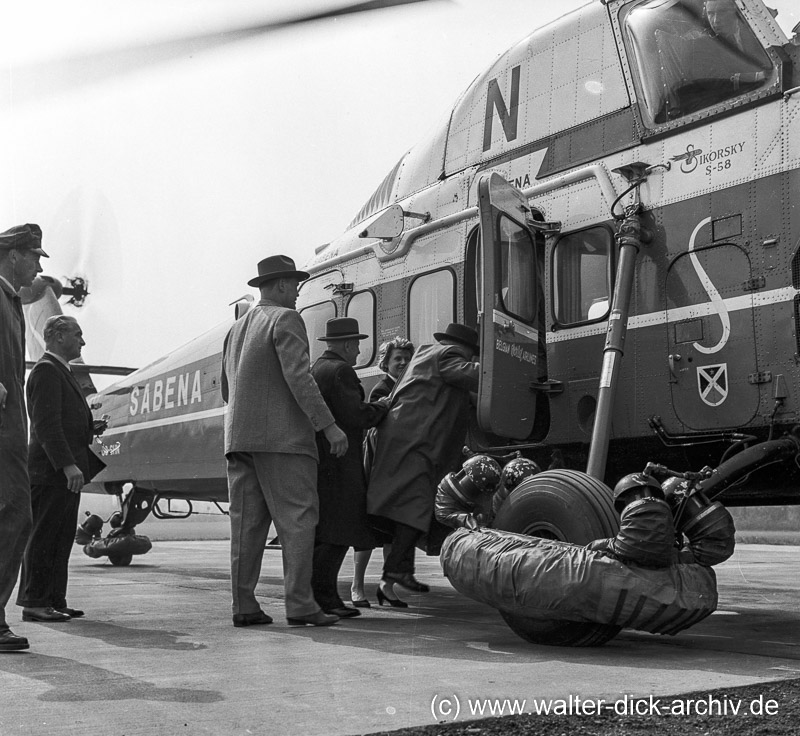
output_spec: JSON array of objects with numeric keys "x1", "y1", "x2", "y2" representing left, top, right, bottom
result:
[{"x1": 624, "y1": 0, "x2": 772, "y2": 125}]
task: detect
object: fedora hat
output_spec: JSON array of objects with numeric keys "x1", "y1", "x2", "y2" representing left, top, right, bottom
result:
[
  {"x1": 433, "y1": 323, "x2": 480, "y2": 353},
  {"x1": 248, "y1": 255, "x2": 310, "y2": 288},
  {"x1": 317, "y1": 317, "x2": 369, "y2": 341}
]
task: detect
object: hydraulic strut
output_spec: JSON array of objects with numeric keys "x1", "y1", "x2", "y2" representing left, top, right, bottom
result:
[{"x1": 586, "y1": 198, "x2": 651, "y2": 480}]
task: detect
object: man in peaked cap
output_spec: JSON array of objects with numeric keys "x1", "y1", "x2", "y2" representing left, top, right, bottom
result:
[
  {"x1": 221, "y1": 255, "x2": 348, "y2": 628},
  {"x1": 0, "y1": 223, "x2": 47, "y2": 652},
  {"x1": 366, "y1": 323, "x2": 480, "y2": 598}
]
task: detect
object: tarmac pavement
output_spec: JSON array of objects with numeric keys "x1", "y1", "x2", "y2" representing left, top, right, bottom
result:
[{"x1": 0, "y1": 542, "x2": 798, "y2": 736}]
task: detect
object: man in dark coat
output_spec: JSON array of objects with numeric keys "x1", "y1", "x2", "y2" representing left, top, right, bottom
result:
[
  {"x1": 367, "y1": 323, "x2": 480, "y2": 593},
  {"x1": 17, "y1": 315, "x2": 105, "y2": 622},
  {"x1": 310, "y1": 318, "x2": 388, "y2": 617},
  {"x1": 0, "y1": 223, "x2": 46, "y2": 652}
]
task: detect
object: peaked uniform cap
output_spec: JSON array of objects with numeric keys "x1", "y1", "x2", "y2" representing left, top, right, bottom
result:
[
  {"x1": 0, "y1": 223, "x2": 49, "y2": 257},
  {"x1": 248, "y1": 255, "x2": 310, "y2": 287},
  {"x1": 433, "y1": 323, "x2": 480, "y2": 353},
  {"x1": 317, "y1": 317, "x2": 368, "y2": 341}
]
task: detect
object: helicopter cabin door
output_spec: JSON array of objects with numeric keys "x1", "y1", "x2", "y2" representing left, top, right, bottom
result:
[
  {"x1": 476, "y1": 172, "x2": 548, "y2": 440},
  {"x1": 666, "y1": 238, "x2": 760, "y2": 430}
]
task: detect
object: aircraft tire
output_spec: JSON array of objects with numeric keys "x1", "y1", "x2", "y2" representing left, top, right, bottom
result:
[
  {"x1": 492, "y1": 469, "x2": 621, "y2": 647},
  {"x1": 492, "y1": 469, "x2": 619, "y2": 543},
  {"x1": 109, "y1": 554, "x2": 133, "y2": 567}
]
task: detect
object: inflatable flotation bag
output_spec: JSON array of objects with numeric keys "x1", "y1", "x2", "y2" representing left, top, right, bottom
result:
[{"x1": 441, "y1": 527, "x2": 717, "y2": 640}]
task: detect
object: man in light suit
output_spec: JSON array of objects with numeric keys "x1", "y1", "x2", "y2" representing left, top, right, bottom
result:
[
  {"x1": 222, "y1": 255, "x2": 348, "y2": 628},
  {"x1": 17, "y1": 315, "x2": 106, "y2": 622}
]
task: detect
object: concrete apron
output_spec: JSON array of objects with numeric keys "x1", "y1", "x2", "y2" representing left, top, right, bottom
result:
[{"x1": 0, "y1": 541, "x2": 799, "y2": 736}]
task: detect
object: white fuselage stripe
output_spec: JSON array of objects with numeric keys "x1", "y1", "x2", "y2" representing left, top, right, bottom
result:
[
  {"x1": 103, "y1": 407, "x2": 226, "y2": 435},
  {"x1": 547, "y1": 286, "x2": 797, "y2": 343}
]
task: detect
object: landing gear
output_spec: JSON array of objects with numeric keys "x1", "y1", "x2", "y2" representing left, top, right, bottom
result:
[
  {"x1": 76, "y1": 486, "x2": 155, "y2": 564},
  {"x1": 492, "y1": 469, "x2": 622, "y2": 647}
]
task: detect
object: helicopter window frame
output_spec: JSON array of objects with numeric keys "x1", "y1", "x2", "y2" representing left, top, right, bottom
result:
[
  {"x1": 299, "y1": 300, "x2": 337, "y2": 364},
  {"x1": 619, "y1": 0, "x2": 777, "y2": 132},
  {"x1": 407, "y1": 268, "x2": 456, "y2": 349},
  {"x1": 494, "y1": 212, "x2": 540, "y2": 326},
  {"x1": 550, "y1": 224, "x2": 616, "y2": 329},
  {"x1": 345, "y1": 289, "x2": 376, "y2": 368}
]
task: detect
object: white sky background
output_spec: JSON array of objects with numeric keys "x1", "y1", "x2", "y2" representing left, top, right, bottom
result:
[{"x1": 1, "y1": 0, "x2": 797, "y2": 378}]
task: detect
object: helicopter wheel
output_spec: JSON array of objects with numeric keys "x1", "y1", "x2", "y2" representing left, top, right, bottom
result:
[
  {"x1": 492, "y1": 469, "x2": 621, "y2": 647},
  {"x1": 109, "y1": 554, "x2": 133, "y2": 567}
]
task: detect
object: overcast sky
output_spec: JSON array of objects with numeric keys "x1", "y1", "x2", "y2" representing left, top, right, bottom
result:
[{"x1": 1, "y1": 0, "x2": 797, "y2": 376}]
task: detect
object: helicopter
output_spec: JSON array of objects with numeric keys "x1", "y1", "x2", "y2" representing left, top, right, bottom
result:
[{"x1": 18, "y1": 0, "x2": 800, "y2": 559}]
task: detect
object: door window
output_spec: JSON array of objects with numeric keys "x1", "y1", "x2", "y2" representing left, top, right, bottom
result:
[
  {"x1": 408, "y1": 269, "x2": 455, "y2": 348},
  {"x1": 498, "y1": 215, "x2": 538, "y2": 324}
]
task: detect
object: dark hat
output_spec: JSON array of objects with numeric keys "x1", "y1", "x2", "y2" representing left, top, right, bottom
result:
[
  {"x1": 0, "y1": 223, "x2": 49, "y2": 257},
  {"x1": 433, "y1": 323, "x2": 480, "y2": 353},
  {"x1": 317, "y1": 317, "x2": 369, "y2": 341},
  {"x1": 247, "y1": 255, "x2": 310, "y2": 288}
]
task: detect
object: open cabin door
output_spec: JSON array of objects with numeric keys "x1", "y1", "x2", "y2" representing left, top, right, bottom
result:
[{"x1": 477, "y1": 173, "x2": 548, "y2": 441}]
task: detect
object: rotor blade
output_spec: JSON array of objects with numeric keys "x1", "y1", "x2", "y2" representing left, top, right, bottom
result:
[{"x1": 1, "y1": 0, "x2": 435, "y2": 106}]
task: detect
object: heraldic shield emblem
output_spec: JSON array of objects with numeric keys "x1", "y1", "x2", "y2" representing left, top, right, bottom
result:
[{"x1": 697, "y1": 364, "x2": 729, "y2": 406}]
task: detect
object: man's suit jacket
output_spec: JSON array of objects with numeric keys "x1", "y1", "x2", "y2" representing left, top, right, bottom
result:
[
  {"x1": 221, "y1": 299, "x2": 334, "y2": 459},
  {"x1": 27, "y1": 354, "x2": 105, "y2": 486}
]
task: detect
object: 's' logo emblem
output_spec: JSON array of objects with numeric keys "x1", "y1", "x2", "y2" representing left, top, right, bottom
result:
[{"x1": 697, "y1": 364, "x2": 728, "y2": 406}]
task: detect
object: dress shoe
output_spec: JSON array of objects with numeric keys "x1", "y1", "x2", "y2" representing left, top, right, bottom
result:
[
  {"x1": 376, "y1": 586, "x2": 409, "y2": 609},
  {"x1": 56, "y1": 607, "x2": 84, "y2": 618},
  {"x1": 286, "y1": 611, "x2": 339, "y2": 627},
  {"x1": 350, "y1": 598, "x2": 371, "y2": 608},
  {"x1": 324, "y1": 606, "x2": 361, "y2": 618},
  {"x1": 232, "y1": 610, "x2": 274, "y2": 627},
  {"x1": 382, "y1": 572, "x2": 430, "y2": 593},
  {"x1": 0, "y1": 629, "x2": 30, "y2": 652},
  {"x1": 22, "y1": 607, "x2": 71, "y2": 622}
]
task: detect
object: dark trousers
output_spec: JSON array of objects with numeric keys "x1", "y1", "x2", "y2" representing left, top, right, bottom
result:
[
  {"x1": 17, "y1": 483, "x2": 80, "y2": 609},
  {"x1": 384, "y1": 521, "x2": 422, "y2": 575},
  {"x1": 311, "y1": 542, "x2": 349, "y2": 610},
  {"x1": 0, "y1": 443, "x2": 32, "y2": 630}
]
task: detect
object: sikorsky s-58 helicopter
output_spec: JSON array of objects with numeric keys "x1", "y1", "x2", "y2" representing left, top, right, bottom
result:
[{"x1": 22, "y1": 0, "x2": 800, "y2": 559}]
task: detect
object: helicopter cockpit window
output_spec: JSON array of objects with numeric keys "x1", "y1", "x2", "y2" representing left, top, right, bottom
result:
[
  {"x1": 497, "y1": 215, "x2": 537, "y2": 324},
  {"x1": 299, "y1": 300, "x2": 336, "y2": 364},
  {"x1": 624, "y1": 0, "x2": 772, "y2": 125},
  {"x1": 552, "y1": 226, "x2": 613, "y2": 327},
  {"x1": 346, "y1": 290, "x2": 375, "y2": 368}
]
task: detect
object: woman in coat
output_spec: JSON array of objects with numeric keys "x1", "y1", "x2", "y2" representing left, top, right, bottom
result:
[{"x1": 350, "y1": 337, "x2": 414, "y2": 607}]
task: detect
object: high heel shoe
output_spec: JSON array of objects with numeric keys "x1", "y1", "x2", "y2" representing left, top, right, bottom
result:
[
  {"x1": 376, "y1": 585, "x2": 408, "y2": 608},
  {"x1": 382, "y1": 572, "x2": 430, "y2": 593}
]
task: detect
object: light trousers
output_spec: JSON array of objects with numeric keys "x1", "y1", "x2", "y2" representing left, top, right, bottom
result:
[{"x1": 227, "y1": 451, "x2": 320, "y2": 618}]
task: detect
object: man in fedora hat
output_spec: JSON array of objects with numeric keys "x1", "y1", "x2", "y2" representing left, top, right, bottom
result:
[
  {"x1": 222, "y1": 255, "x2": 348, "y2": 628},
  {"x1": 310, "y1": 318, "x2": 389, "y2": 617},
  {"x1": 0, "y1": 223, "x2": 47, "y2": 651},
  {"x1": 367, "y1": 323, "x2": 480, "y2": 596}
]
